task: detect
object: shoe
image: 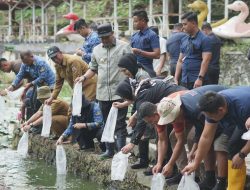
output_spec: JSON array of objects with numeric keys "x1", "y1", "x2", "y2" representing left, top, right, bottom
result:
[
  {"x1": 212, "y1": 178, "x2": 227, "y2": 190},
  {"x1": 99, "y1": 152, "x2": 113, "y2": 160},
  {"x1": 143, "y1": 167, "x2": 153, "y2": 176},
  {"x1": 80, "y1": 146, "x2": 95, "y2": 152},
  {"x1": 165, "y1": 173, "x2": 182, "y2": 186},
  {"x1": 199, "y1": 178, "x2": 216, "y2": 190},
  {"x1": 131, "y1": 160, "x2": 148, "y2": 169}
]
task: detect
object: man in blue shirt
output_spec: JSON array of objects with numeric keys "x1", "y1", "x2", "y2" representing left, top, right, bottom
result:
[
  {"x1": 174, "y1": 12, "x2": 212, "y2": 90},
  {"x1": 201, "y1": 22, "x2": 222, "y2": 84},
  {"x1": 183, "y1": 87, "x2": 250, "y2": 190},
  {"x1": 131, "y1": 10, "x2": 160, "y2": 77},
  {"x1": 57, "y1": 94, "x2": 104, "y2": 151},
  {"x1": 74, "y1": 19, "x2": 101, "y2": 64},
  {"x1": 166, "y1": 23, "x2": 186, "y2": 76}
]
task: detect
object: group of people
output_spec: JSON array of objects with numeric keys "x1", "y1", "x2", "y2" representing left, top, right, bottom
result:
[{"x1": 0, "y1": 9, "x2": 249, "y2": 190}]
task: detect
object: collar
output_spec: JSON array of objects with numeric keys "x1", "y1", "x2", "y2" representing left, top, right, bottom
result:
[
  {"x1": 61, "y1": 54, "x2": 67, "y2": 66},
  {"x1": 85, "y1": 30, "x2": 93, "y2": 40},
  {"x1": 189, "y1": 30, "x2": 200, "y2": 39},
  {"x1": 139, "y1": 27, "x2": 149, "y2": 35},
  {"x1": 102, "y1": 38, "x2": 116, "y2": 49}
]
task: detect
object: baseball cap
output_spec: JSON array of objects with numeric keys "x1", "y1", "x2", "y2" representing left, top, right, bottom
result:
[
  {"x1": 47, "y1": 46, "x2": 60, "y2": 58},
  {"x1": 157, "y1": 95, "x2": 182, "y2": 125},
  {"x1": 37, "y1": 86, "x2": 51, "y2": 100},
  {"x1": 97, "y1": 23, "x2": 113, "y2": 37}
]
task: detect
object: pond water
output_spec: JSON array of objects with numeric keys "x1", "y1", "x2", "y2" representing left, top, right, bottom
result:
[{"x1": 0, "y1": 148, "x2": 104, "y2": 190}]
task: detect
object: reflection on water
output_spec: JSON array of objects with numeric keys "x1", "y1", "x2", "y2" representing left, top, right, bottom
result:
[{"x1": 0, "y1": 149, "x2": 104, "y2": 190}]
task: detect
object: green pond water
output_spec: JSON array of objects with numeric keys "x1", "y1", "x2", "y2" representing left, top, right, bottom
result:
[{"x1": 0, "y1": 148, "x2": 105, "y2": 190}]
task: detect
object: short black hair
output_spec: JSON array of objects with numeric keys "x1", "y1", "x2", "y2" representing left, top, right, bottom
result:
[
  {"x1": 0, "y1": 58, "x2": 7, "y2": 66},
  {"x1": 149, "y1": 26, "x2": 159, "y2": 35},
  {"x1": 181, "y1": 12, "x2": 198, "y2": 25},
  {"x1": 198, "y1": 91, "x2": 226, "y2": 113},
  {"x1": 201, "y1": 22, "x2": 212, "y2": 30},
  {"x1": 133, "y1": 10, "x2": 149, "y2": 22},
  {"x1": 74, "y1": 18, "x2": 88, "y2": 30},
  {"x1": 138, "y1": 102, "x2": 157, "y2": 119},
  {"x1": 173, "y1": 23, "x2": 183, "y2": 30}
]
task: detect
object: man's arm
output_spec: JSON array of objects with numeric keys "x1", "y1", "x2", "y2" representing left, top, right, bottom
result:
[
  {"x1": 193, "y1": 52, "x2": 212, "y2": 88},
  {"x1": 86, "y1": 103, "x2": 103, "y2": 130},
  {"x1": 51, "y1": 70, "x2": 64, "y2": 99},
  {"x1": 182, "y1": 121, "x2": 218, "y2": 174},
  {"x1": 132, "y1": 48, "x2": 160, "y2": 59},
  {"x1": 174, "y1": 53, "x2": 184, "y2": 84},
  {"x1": 10, "y1": 64, "x2": 26, "y2": 90},
  {"x1": 155, "y1": 53, "x2": 167, "y2": 76}
]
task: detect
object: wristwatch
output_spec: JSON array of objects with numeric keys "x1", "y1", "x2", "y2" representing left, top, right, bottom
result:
[
  {"x1": 30, "y1": 123, "x2": 34, "y2": 128},
  {"x1": 198, "y1": 75, "x2": 204, "y2": 81},
  {"x1": 239, "y1": 151, "x2": 247, "y2": 159}
]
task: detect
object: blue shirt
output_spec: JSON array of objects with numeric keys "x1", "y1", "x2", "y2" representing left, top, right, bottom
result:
[
  {"x1": 180, "y1": 30, "x2": 212, "y2": 83},
  {"x1": 63, "y1": 102, "x2": 103, "y2": 136},
  {"x1": 166, "y1": 32, "x2": 187, "y2": 65},
  {"x1": 12, "y1": 56, "x2": 55, "y2": 88},
  {"x1": 131, "y1": 27, "x2": 160, "y2": 76},
  {"x1": 206, "y1": 87, "x2": 250, "y2": 135},
  {"x1": 181, "y1": 85, "x2": 227, "y2": 142},
  {"x1": 207, "y1": 33, "x2": 221, "y2": 70},
  {"x1": 81, "y1": 31, "x2": 100, "y2": 64}
]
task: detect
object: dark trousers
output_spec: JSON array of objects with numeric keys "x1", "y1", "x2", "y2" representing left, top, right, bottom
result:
[
  {"x1": 74, "y1": 128, "x2": 101, "y2": 149},
  {"x1": 207, "y1": 67, "x2": 220, "y2": 85},
  {"x1": 99, "y1": 100, "x2": 128, "y2": 155}
]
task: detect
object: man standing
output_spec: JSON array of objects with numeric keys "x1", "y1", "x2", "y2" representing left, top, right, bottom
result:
[
  {"x1": 166, "y1": 23, "x2": 186, "y2": 76},
  {"x1": 76, "y1": 23, "x2": 131, "y2": 159},
  {"x1": 149, "y1": 26, "x2": 168, "y2": 77},
  {"x1": 74, "y1": 19, "x2": 101, "y2": 64},
  {"x1": 45, "y1": 46, "x2": 96, "y2": 104},
  {"x1": 175, "y1": 12, "x2": 212, "y2": 89},
  {"x1": 201, "y1": 22, "x2": 222, "y2": 84},
  {"x1": 131, "y1": 10, "x2": 160, "y2": 77}
]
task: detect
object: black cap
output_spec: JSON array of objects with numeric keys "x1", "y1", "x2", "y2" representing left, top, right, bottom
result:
[
  {"x1": 47, "y1": 46, "x2": 60, "y2": 58},
  {"x1": 118, "y1": 53, "x2": 138, "y2": 77},
  {"x1": 97, "y1": 23, "x2": 113, "y2": 37}
]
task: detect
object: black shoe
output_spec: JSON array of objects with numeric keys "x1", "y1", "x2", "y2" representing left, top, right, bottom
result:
[
  {"x1": 165, "y1": 173, "x2": 182, "y2": 186},
  {"x1": 212, "y1": 178, "x2": 227, "y2": 190},
  {"x1": 199, "y1": 177, "x2": 216, "y2": 190},
  {"x1": 131, "y1": 160, "x2": 148, "y2": 169},
  {"x1": 143, "y1": 167, "x2": 153, "y2": 176}
]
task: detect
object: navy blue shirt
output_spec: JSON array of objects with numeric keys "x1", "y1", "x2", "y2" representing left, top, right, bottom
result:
[
  {"x1": 131, "y1": 28, "x2": 160, "y2": 76},
  {"x1": 207, "y1": 33, "x2": 221, "y2": 70},
  {"x1": 180, "y1": 30, "x2": 212, "y2": 83},
  {"x1": 181, "y1": 85, "x2": 227, "y2": 142},
  {"x1": 206, "y1": 87, "x2": 250, "y2": 136},
  {"x1": 166, "y1": 32, "x2": 187, "y2": 65}
]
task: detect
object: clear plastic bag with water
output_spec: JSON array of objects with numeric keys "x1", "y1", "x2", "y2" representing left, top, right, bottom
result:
[
  {"x1": 242, "y1": 130, "x2": 250, "y2": 140},
  {"x1": 151, "y1": 173, "x2": 165, "y2": 190},
  {"x1": 72, "y1": 82, "x2": 82, "y2": 116},
  {"x1": 6, "y1": 87, "x2": 25, "y2": 100},
  {"x1": 56, "y1": 145, "x2": 67, "y2": 175},
  {"x1": 111, "y1": 151, "x2": 130, "y2": 181},
  {"x1": 17, "y1": 132, "x2": 29, "y2": 157},
  {"x1": 177, "y1": 173, "x2": 200, "y2": 190},
  {"x1": 41, "y1": 105, "x2": 52, "y2": 137},
  {"x1": 101, "y1": 106, "x2": 118, "y2": 143}
]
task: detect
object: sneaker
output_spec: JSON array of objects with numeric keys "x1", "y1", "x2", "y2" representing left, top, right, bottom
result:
[
  {"x1": 131, "y1": 160, "x2": 148, "y2": 169},
  {"x1": 165, "y1": 173, "x2": 182, "y2": 186},
  {"x1": 199, "y1": 177, "x2": 216, "y2": 190}
]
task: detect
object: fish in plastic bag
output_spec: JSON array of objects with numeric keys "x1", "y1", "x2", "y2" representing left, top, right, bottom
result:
[
  {"x1": 41, "y1": 105, "x2": 52, "y2": 137},
  {"x1": 56, "y1": 145, "x2": 67, "y2": 175},
  {"x1": 177, "y1": 173, "x2": 200, "y2": 190},
  {"x1": 111, "y1": 151, "x2": 130, "y2": 181},
  {"x1": 101, "y1": 106, "x2": 118, "y2": 143},
  {"x1": 72, "y1": 82, "x2": 82, "y2": 116},
  {"x1": 17, "y1": 132, "x2": 29, "y2": 157},
  {"x1": 242, "y1": 130, "x2": 250, "y2": 140},
  {"x1": 151, "y1": 173, "x2": 165, "y2": 190},
  {"x1": 6, "y1": 87, "x2": 25, "y2": 100}
]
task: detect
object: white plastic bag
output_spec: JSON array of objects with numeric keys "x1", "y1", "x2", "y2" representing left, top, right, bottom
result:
[
  {"x1": 0, "y1": 96, "x2": 6, "y2": 123},
  {"x1": 111, "y1": 151, "x2": 130, "y2": 181},
  {"x1": 101, "y1": 106, "x2": 118, "y2": 143},
  {"x1": 242, "y1": 130, "x2": 250, "y2": 140},
  {"x1": 72, "y1": 82, "x2": 82, "y2": 116},
  {"x1": 17, "y1": 132, "x2": 29, "y2": 157},
  {"x1": 41, "y1": 105, "x2": 52, "y2": 137},
  {"x1": 151, "y1": 173, "x2": 165, "y2": 190},
  {"x1": 177, "y1": 173, "x2": 200, "y2": 190},
  {"x1": 6, "y1": 87, "x2": 25, "y2": 100},
  {"x1": 56, "y1": 145, "x2": 67, "y2": 175}
]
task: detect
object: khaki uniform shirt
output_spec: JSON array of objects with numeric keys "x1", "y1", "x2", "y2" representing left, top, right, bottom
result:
[
  {"x1": 89, "y1": 39, "x2": 131, "y2": 101},
  {"x1": 52, "y1": 54, "x2": 97, "y2": 101},
  {"x1": 39, "y1": 99, "x2": 69, "y2": 116},
  {"x1": 10, "y1": 60, "x2": 22, "y2": 74}
]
